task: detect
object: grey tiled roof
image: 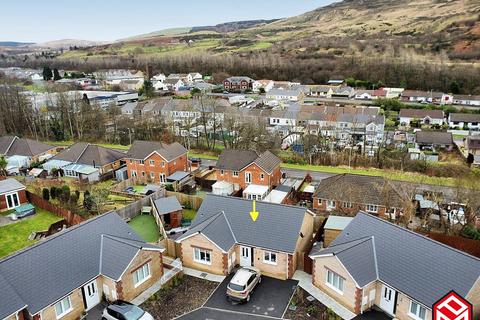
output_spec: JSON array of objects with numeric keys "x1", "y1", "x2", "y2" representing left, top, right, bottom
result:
[
  {"x1": 449, "y1": 113, "x2": 480, "y2": 123},
  {"x1": 254, "y1": 151, "x2": 281, "y2": 174},
  {"x1": 215, "y1": 150, "x2": 259, "y2": 171},
  {"x1": 0, "y1": 178, "x2": 25, "y2": 194},
  {"x1": 0, "y1": 136, "x2": 55, "y2": 157},
  {"x1": 415, "y1": 131, "x2": 453, "y2": 145},
  {"x1": 0, "y1": 274, "x2": 26, "y2": 319},
  {"x1": 127, "y1": 140, "x2": 187, "y2": 161},
  {"x1": 399, "y1": 109, "x2": 444, "y2": 119},
  {"x1": 177, "y1": 195, "x2": 308, "y2": 253},
  {"x1": 313, "y1": 174, "x2": 405, "y2": 208},
  {"x1": 310, "y1": 212, "x2": 480, "y2": 307},
  {"x1": 154, "y1": 196, "x2": 182, "y2": 215},
  {"x1": 53, "y1": 142, "x2": 125, "y2": 167},
  {"x1": 0, "y1": 212, "x2": 159, "y2": 317}
]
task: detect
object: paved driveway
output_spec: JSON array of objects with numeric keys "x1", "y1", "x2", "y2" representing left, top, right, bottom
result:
[
  {"x1": 203, "y1": 274, "x2": 298, "y2": 318},
  {"x1": 177, "y1": 307, "x2": 279, "y2": 320}
]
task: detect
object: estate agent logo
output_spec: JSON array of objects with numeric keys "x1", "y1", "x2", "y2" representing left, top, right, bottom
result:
[{"x1": 433, "y1": 291, "x2": 472, "y2": 320}]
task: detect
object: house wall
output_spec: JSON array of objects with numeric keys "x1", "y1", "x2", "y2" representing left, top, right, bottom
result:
[
  {"x1": 313, "y1": 198, "x2": 388, "y2": 217},
  {"x1": 101, "y1": 276, "x2": 117, "y2": 302},
  {"x1": 0, "y1": 189, "x2": 27, "y2": 211},
  {"x1": 126, "y1": 152, "x2": 188, "y2": 184},
  {"x1": 40, "y1": 287, "x2": 86, "y2": 320},
  {"x1": 252, "y1": 247, "x2": 289, "y2": 280},
  {"x1": 180, "y1": 233, "x2": 227, "y2": 275},
  {"x1": 312, "y1": 256, "x2": 358, "y2": 313},
  {"x1": 215, "y1": 163, "x2": 280, "y2": 191},
  {"x1": 117, "y1": 249, "x2": 163, "y2": 301},
  {"x1": 467, "y1": 278, "x2": 480, "y2": 320},
  {"x1": 392, "y1": 291, "x2": 432, "y2": 320}
]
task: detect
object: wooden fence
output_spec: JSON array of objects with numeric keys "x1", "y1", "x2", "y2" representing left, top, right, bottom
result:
[
  {"x1": 26, "y1": 191, "x2": 85, "y2": 226},
  {"x1": 116, "y1": 188, "x2": 166, "y2": 220},
  {"x1": 165, "y1": 191, "x2": 203, "y2": 210}
]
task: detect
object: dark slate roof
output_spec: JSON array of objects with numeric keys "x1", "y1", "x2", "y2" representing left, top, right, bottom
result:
[
  {"x1": 177, "y1": 194, "x2": 308, "y2": 253},
  {"x1": 254, "y1": 151, "x2": 281, "y2": 174},
  {"x1": 53, "y1": 142, "x2": 125, "y2": 167},
  {"x1": 0, "y1": 136, "x2": 55, "y2": 157},
  {"x1": 313, "y1": 174, "x2": 405, "y2": 208},
  {"x1": 216, "y1": 150, "x2": 259, "y2": 171},
  {"x1": 449, "y1": 113, "x2": 480, "y2": 123},
  {"x1": 415, "y1": 131, "x2": 453, "y2": 145},
  {"x1": 310, "y1": 212, "x2": 480, "y2": 307},
  {"x1": 0, "y1": 212, "x2": 161, "y2": 317},
  {"x1": 0, "y1": 178, "x2": 26, "y2": 194},
  {"x1": 399, "y1": 109, "x2": 444, "y2": 119},
  {"x1": 127, "y1": 140, "x2": 187, "y2": 161},
  {"x1": 154, "y1": 196, "x2": 182, "y2": 215},
  {"x1": 0, "y1": 274, "x2": 26, "y2": 319}
]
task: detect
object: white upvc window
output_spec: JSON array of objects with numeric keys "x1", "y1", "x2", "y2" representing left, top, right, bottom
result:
[
  {"x1": 139, "y1": 160, "x2": 145, "y2": 165},
  {"x1": 133, "y1": 263, "x2": 151, "y2": 287},
  {"x1": 150, "y1": 172, "x2": 155, "y2": 179},
  {"x1": 366, "y1": 204, "x2": 379, "y2": 213},
  {"x1": 409, "y1": 301, "x2": 427, "y2": 320},
  {"x1": 54, "y1": 296, "x2": 73, "y2": 319},
  {"x1": 327, "y1": 200, "x2": 336, "y2": 211},
  {"x1": 233, "y1": 171, "x2": 239, "y2": 177},
  {"x1": 245, "y1": 172, "x2": 252, "y2": 183},
  {"x1": 220, "y1": 170, "x2": 224, "y2": 176},
  {"x1": 342, "y1": 201, "x2": 353, "y2": 208},
  {"x1": 161, "y1": 162, "x2": 165, "y2": 168},
  {"x1": 159, "y1": 173, "x2": 166, "y2": 183},
  {"x1": 326, "y1": 269, "x2": 345, "y2": 294},
  {"x1": 263, "y1": 251, "x2": 277, "y2": 265},
  {"x1": 131, "y1": 170, "x2": 137, "y2": 177},
  {"x1": 149, "y1": 160, "x2": 155, "y2": 166},
  {"x1": 260, "y1": 173, "x2": 264, "y2": 180},
  {"x1": 193, "y1": 248, "x2": 211, "y2": 265}
]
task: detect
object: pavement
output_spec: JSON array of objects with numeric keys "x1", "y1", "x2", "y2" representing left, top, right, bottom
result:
[
  {"x1": 203, "y1": 274, "x2": 298, "y2": 319},
  {"x1": 183, "y1": 266, "x2": 226, "y2": 283}
]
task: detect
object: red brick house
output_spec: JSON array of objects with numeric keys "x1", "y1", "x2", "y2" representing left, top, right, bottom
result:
[
  {"x1": 0, "y1": 178, "x2": 27, "y2": 211},
  {"x1": 223, "y1": 76, "x2": 255, "y2": 91},
  {"x1": 126, "y1": 140, "x2": 188, "y2": 184},
  {"x1": 313, "y1": 174, "x2": 406, "y2": 219},
  {"x1": 214, "y1": 150, "x2": 281, "y2": 196}
]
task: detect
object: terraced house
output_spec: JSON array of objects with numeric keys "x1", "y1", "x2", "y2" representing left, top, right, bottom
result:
[
  {"x1": 176, "y1": 195, "x2": 316, "y2": 280},
  {"x1": 0, "y1": 212, "x2": 165, "y2": 320},
  {"x1": 313, "y1": 174, "x2": 406, "y2": 219},
  {"x1": 126, "y1": 140, "x2": 188, "y2": 184},
  {"x1": 310, "y1": 212, "x2": 480, "y2": 320},
  {"x1": 214, "y1": 149, "x2": 281, "y2": 199}
]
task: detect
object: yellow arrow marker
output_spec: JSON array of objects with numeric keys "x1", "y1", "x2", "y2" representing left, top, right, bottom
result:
[{"x1": 250, "y1": 200, "x2": 259, "y2": 222}]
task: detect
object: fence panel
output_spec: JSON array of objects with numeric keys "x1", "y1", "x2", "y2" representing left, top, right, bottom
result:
[
  {"x1": 26, "y1": 191, "x2": 85, "y2": 226},
  {"x1": 115, "y1": 188, "x2": 165, "y2": 220},
  {"x1": 165, "y1": 191, "x2": 203, "y2": 210}
]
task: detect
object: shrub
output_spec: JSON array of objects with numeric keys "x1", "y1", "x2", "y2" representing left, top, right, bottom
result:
[
  {"x1": 50, "y1": 186, "x2": 57, "y2": 199},
  {"x1": 42, "y1": 188, "x2": 50, "y2": 201},
  {"x1": 69, "y1": 193, "x2": 79, "y2": 206},
  {"x1": 59, "y1": 185, "x2": 71, "y2": 202}
]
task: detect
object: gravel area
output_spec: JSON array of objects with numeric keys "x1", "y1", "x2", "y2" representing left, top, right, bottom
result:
[
  {"x1": 141, "y1": 275, "x2": 218, "y2": 320},
  {"x1": 284, "y1": 288, "x2": 340, "y2": 320}
]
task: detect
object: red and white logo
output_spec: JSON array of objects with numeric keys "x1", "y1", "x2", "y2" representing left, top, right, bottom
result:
[{"x1": 433, "y1": 291, "x2": 472, "y2": 320}]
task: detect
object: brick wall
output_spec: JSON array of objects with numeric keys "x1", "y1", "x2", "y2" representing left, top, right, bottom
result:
[{"x1": 126, "y1": 153, "x2": 188, "y2": 184}]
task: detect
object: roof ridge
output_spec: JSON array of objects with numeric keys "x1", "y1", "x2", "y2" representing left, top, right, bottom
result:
[
  {"x1": 330, "y1": 236, "x2": 373, "y2": 252},
  {"x1": 222, "y1": 211, "x2": 237, "y2": 243},
  {"x1": 371, "y1": 235, "x2": 379, "y2": 279},
  {"x1": 102, "y1": 234, "x2": 145, "y2": 249},
  {"x1": 0, "y1": 211, "x2": 118, "y2": 264},
  {"x1": 75, "y1": 142, "x2": 90, "y2": 163},
  {"x1": 205, "y1": 194, "x2": 307, "y2": 212},
  {"x1": 357, "y1": 212, "x2": 480, "y2": 262}
]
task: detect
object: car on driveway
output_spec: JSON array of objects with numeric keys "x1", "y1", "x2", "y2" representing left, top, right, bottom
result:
[
  {"x1": 226, "y1": 267, "x2": 261, "y2": 303},
  {"x1": 102, "y1": 300, "x2": 153, "y2": 320}
]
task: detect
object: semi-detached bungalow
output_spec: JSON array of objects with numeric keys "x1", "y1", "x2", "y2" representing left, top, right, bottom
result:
[
  {"x1": 310, "y1": 212, "x2": 480, "y2": 320},
  {"x1": 176, "y1": 195, "x2": 316, "y2": 280},
  {"x1": 0, "y1": 212, "x2": 165, "y2": 320}
]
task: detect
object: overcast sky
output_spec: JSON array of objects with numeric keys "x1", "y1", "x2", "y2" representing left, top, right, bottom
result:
[{"x1": 1, "y1": 0, "x2": 337, "y2": 43}]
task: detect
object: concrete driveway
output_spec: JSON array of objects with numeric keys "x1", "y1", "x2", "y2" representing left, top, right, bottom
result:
[{"x1": 203, "y1": 274, "x2": 298, "y2": 318}]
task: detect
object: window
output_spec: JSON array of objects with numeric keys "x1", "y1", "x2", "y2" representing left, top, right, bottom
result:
[
  {"x1": 161, "y1": 162, "x2": 165, "y2": 168},
  {"x1": 220, "y1": 170, "x2": 224, "y2": 176},
  {"x1": 193, "y1": 248, "x2": 211, "y2": 265},
  {"x1": 150, "y1": 172, "x2": 155, "y2": 179},
  {"x1": 263, "y1": 251, "x2": 277, "y2": 265},
  {"x1": 409, "y1": 301, "x2": 427, "y2": 320},
  {"x1": 245, "y1": 172, "x2": 252, "y2": 183},
  {"x1": 260, "y1": 173, "x2": 264, "y2": 180},
  {"x1": 131, "y1": 170, "x2": 137, "y2": 177},
  {"x1": 233, "y1": 171, "x2": 239, "y2": 177},
  {"x1": 54, "y1": 296, "x2": 72, "y2": 319},
  {"x1": 366, "y1": 204, "x2": 378, "y2": 213},
  {"x1": 149, "y1": 160, "x2": 155, "y2": 166},
  {"x1": 327, "y1": 200, "x2": 336, "y2": 210},
  {"x1": 139, "y1": 160, "x2": 145, "y2": 165},
  {"x1": 342, "y1": 202, "x2": 353, "y2": 208},
  {"x1": 317, "y1": 199, "x2": 322, "y2": 205},
  {"x1": 159, "y1": 173, "x2": 166, "y2": 183},
  {"x1": 326, "y1": 269, "x2": 345, "y2": 294},
  {"x1": 141, "y1": 171, "x2": 146, "y2": 177},
  {"x1": 133, "y1": 263, "x2": 151, "y2": 287}
]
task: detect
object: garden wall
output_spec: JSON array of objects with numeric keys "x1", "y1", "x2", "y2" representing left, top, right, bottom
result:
[{"x1": 26, "y1": 191, "x2": 85, "y2": 226}]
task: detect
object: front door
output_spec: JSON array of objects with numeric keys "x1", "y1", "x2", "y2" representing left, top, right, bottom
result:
[
  {"x1": 240, "y1": 246, "x2": 252, "y2": 267},
  {"x1": 6, "y1": 193, "x2": 20, "y2": 209},
  {"x1": 83, "y1": 279, "x2": 100, "y2": 311},
  {"x1": 379, "y1": 284, "x2": 396, "y2": 316}
]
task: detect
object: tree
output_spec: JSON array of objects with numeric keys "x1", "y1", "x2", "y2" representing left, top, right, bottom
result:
[
  {"x1": 50, "y1": 186, "x2": 57, "y2": 199},
  {"x1": 53, "y1": 68, "x2": 62, "y2": 81},
  {"x1": 42, "y1": 188, "x2": 50, "y2": 201},
  {"x1": 450, "y1": 81, "x2": 460, "y2": 94},
  {"x1": 42, "y1": 66, "x2": 53, "y2": 81},
  {"x1": 0, "y1": 156, "x2": 7, "y2": 177},
  {"x1": 139, "y1": 80, "x2": 154, "y2": 98}
]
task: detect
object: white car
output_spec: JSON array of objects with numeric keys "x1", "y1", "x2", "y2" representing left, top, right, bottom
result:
[
  {"x1": 226, "y1": 267, "x2": 262, "y2": 303},
  {"x1": 102, "y1": 301, "x2": 153, "y2": 320}
]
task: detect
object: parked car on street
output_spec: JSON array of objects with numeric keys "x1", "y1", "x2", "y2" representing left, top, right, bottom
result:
[
  {"x1": 226, "y1": 267, "x2": 261, "y2": 303},
  {"x1": 102, "y1": 301, "x2": 153, "y2": 320}
]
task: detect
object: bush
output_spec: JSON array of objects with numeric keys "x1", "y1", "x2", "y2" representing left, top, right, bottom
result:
[
  {"x1": 69, "y1": 193, "x2": 79, "y2": 206},
  {"x1": 42, "y1": 188, "x2": 50, "y2": 201},
  {"x1": 165, "y1": 184, "x2": 174, "y2": 192},
  {"x1": 59, "y1": 185, "x2": 71, "y2": 202},
  {"x1": 50, "y1": 186, "x2": 57, "y2": 199}
]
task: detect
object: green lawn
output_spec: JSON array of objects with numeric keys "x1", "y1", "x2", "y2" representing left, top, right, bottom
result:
[
  {"x1": 128, "y1": 215, "x2": 160, "y2": 243},
  {"x1": 0, "y1": 208, "x2": 63, "y2": 258},
  {"x1": 183, "y1": 209, "x2": 197, "y2": 221},
  {"x1": 44, "y1": 140, "x2": 130, "y2": 151}
]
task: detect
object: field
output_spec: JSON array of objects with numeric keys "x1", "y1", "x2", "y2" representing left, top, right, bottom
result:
[
  {"x1": 128, "y1": 214, "x2": 160, "y2": 243},
  {"x1": 0, "y1": 208, "x2": 63, "y2": 258}
]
